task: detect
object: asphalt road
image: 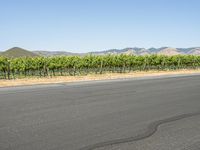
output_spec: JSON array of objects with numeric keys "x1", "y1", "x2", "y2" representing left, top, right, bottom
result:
[{"x1": 1, "y1": 74, "x2": 200, "y2": 150}]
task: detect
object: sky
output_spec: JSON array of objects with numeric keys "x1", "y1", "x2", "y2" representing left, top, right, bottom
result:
[{"x1": 1, "y1": 0, "x2": 200, "y2": 52}]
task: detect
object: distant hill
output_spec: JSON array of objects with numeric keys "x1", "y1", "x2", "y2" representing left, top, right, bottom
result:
[
  {"x1": 157, "y1": 47, "x2": 182, "y2": 56},
  {"x1": 186, "y1": 48, "x2": 200, "y2": 55},
  {"x1": 0, "y1": 47, "x2": 39, "y2": 58},
  {"x1": 34, "y1": 51, "x2": 82, "y2": 56}
]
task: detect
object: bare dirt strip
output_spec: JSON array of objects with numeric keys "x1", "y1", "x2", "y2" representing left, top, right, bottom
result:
[{"x1": 0, "y1": 69, "x2": 200, "y2": 88}]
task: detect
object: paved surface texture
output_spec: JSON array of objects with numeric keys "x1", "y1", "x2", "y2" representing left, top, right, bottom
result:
[{"x1": 0, "y1": 75, "x2": 200, "y2": 150}]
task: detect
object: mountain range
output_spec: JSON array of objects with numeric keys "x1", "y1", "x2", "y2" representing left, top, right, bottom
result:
[
  {"x1": 88, "y1": 47, "x2": 200, "y2": 56},
  {"x1": 1, "y1": 47, "x2": 200, "y2": 58}
]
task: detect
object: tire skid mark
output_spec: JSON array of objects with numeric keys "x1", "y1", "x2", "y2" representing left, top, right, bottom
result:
[{"x1": 79, "y1": 111, "x2": 200, "y2": 150}]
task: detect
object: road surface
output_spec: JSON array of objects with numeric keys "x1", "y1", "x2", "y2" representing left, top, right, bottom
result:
[{"x1": 1, "y1": 74, "x2": 200, "y2": 150}]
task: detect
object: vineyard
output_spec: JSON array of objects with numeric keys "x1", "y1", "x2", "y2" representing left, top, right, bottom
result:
[{"x1": 0, "y1": 55, "x2": 200, "y2": 79}]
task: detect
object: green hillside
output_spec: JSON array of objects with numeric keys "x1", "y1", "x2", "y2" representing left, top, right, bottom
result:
[{"x1": 1, "y1": 47, "x2": 39, "y2": 58}]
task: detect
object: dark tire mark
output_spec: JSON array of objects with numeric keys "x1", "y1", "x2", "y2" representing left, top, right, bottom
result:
[{"x1": 79, "y1": 111, "x2": 200, "y2": 150}]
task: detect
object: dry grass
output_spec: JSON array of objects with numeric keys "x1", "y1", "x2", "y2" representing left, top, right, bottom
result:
[{"x1": 1, "y1": 69, "x2": 200, "y2": 88}]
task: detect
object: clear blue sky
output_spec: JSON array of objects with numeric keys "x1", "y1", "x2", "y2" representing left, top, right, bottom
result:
[{"x1": 1, "y1": 0, "x2": 200, "y2": 52}]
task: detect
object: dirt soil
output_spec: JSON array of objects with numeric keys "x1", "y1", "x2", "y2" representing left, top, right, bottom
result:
[{"x1": 0, "y1": 69, "x2": 200, "y2": 88}]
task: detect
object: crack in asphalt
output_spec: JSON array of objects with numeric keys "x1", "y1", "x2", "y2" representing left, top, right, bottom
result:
[{"x1": 79, "y1": 111, "x2": 200, "y2": 150}]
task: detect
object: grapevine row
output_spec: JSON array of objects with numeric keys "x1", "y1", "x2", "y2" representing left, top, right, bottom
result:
[{"x1": 0, "y1": 54, "x2": 200, "y2": 79}]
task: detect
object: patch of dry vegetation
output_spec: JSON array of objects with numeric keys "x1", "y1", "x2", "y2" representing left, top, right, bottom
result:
[{"x1": 0, "y1": 69, "x2": 200, "y2": 88}]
